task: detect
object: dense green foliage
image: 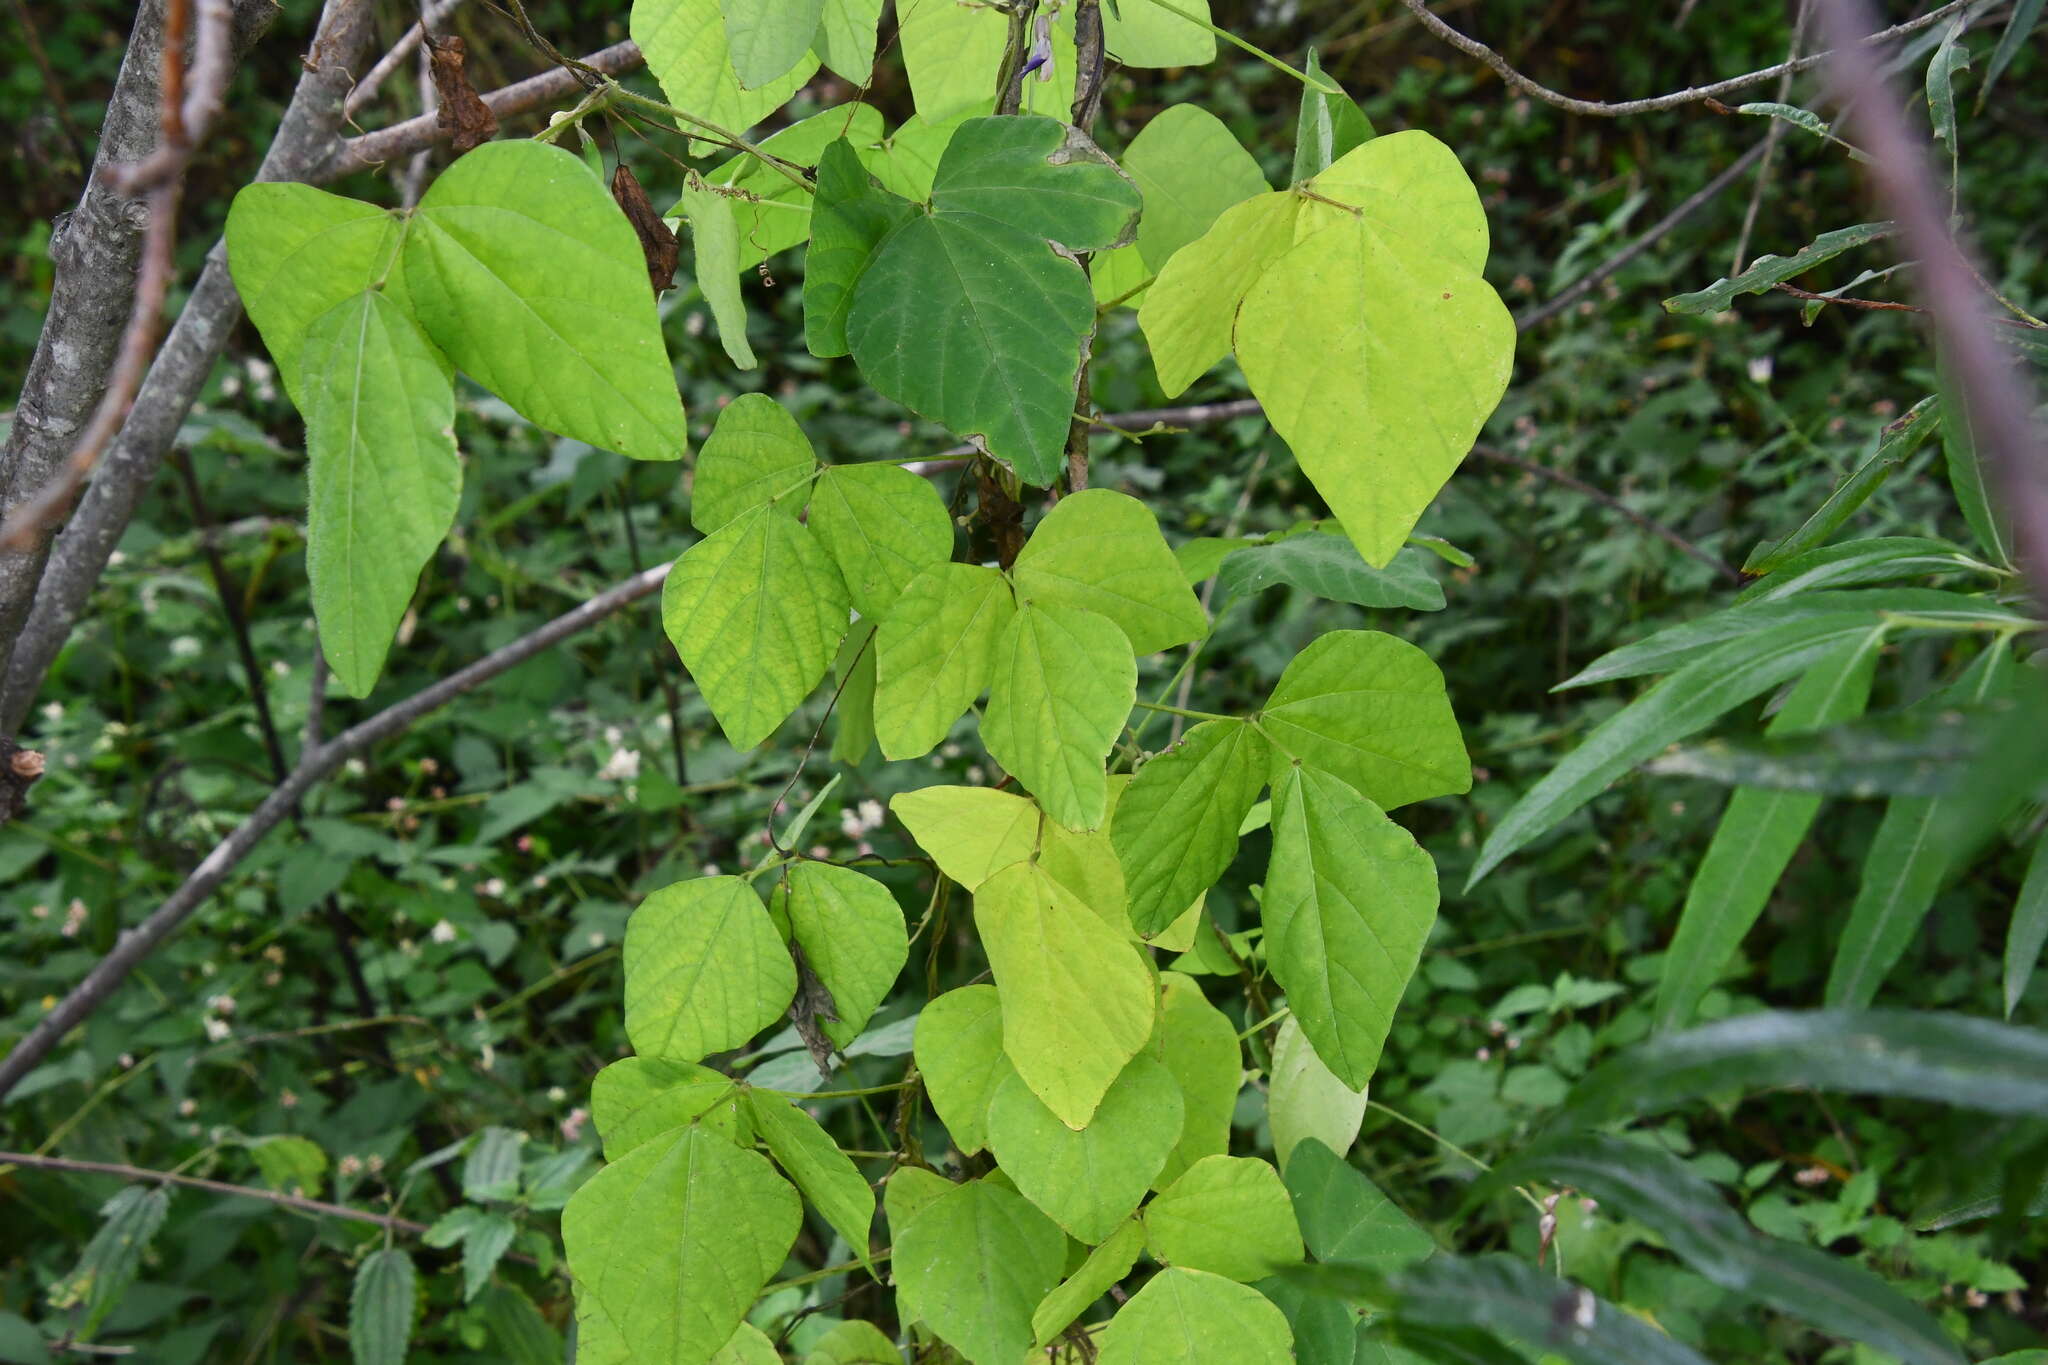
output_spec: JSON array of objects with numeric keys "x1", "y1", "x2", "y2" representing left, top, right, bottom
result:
[{"x1": 5, "y1": 0, "x2": 2048, "y2": 1362}]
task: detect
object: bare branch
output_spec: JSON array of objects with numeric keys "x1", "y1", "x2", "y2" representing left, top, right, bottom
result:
[
  {"x1": 0, "y1": 1150, "x2": 433, "y2": 1238},
  {"x1": 1397, "y1": 0, "x2": 1972, "y2": 118},
  {"x1": 344, "y1": 0, "x2": 465, "y2": 118}
]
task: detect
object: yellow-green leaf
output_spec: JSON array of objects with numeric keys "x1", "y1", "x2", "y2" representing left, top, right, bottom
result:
[
  {"x1": 1137, "y1": 190, "x2": 1298, "y2": 396},
  {"x1": 1150, "y1": 972, "x2": 1243, "y2": 1186},
  {"x1": 875, "y1": 563, "x2": 1015, "y2": 759},
  {"x1": 590, "y1": 1057, "x2": 746, "y2": 1159},
  {"x1": 982, "y1": 603, "x2": 1136, "y2": 832},
  {"x1": 1013, "y1": 489, "x2": 1208, "y2": 654},
  {"x1": 633, "y1": 0, "x2": 818, "y2": 154},
  {"x1": 1142, "y1": 1155, "x2": 1302, "y2": 1282},
  {"x1": 1096, "y1": 1267, "x2": 1293, "y2": 1365},
  {"x1": 889, "y1": 785, "x2": 1039, "y2": 889},
  {"x1": 913, "y1": 985, "x2": 1012, "y2": 1155},
  {"x1": 623, "y1": 876, "x2": 796, "y2": 1062},
  {"x1": 689, "y1": 393, "x2": 817, "y2": 535},
  {"x1": 987, "y1": 1055, "x2": 1184, "y2": 1242},
  {"x1": 809, "y1": 463, "x2": 954, "y2": 618},
  {"x1": 1257, "y1": 630, "x2": 1470, "y2": 810},
  {"x1": 1114, "y1": 719, "x2": 1267, "y2": 935},
  {"x1": 782, "y1": 861, "x2": 906, "y2": 1047},
  {"x1": 894, "y1": 1179, "x2": 1067, "y2": 1365}
]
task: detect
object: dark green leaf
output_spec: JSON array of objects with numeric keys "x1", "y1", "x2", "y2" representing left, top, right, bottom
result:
[
  {"x1": 1219, "y1": 537, "x2": 1444, "y2": 612},
  {"x1": 1284, "y1": 1138, "x2": 1435, "y2": 1270},
  {"x1": 1663, "y1": 222, "x2": 1895, "y2": 315},
  {"x1": 1292, "y1": 47, "x2": 1374, "y2": 183},
  {"x1": 1742, "y1": 399, "x2": 1941, "y2": 574},
  {"x1": 1389, "y1": 1253, "x2": 1711, "y2": 1365},
  {"x1": 348, "y1": 1249, "x2": 417, "y2": 1365}
]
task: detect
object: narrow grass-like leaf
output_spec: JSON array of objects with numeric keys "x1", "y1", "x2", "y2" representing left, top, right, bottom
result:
[
  {"x1": 1663, "y1": 222, "x2": 1894, "y2": 315},
  {"x1": 1742, "y1": 398, "x2": 1940, "y2": 574},
  {"x1": 2004, "y1": 831, "x2": 2048, "y2": 1016},
  {"x1": 1389, "y1": 1254, "x2": 1711, "y2": 1365}
]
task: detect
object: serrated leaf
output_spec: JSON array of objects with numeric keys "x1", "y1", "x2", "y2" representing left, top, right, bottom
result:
[
  {"x1": 1220, "y1": 536, "x2": 1445, "y2": 612},
  {"x1": 889, "y1": 784, "x2": 1039, "y2": 888},
  {"x1": 1264, "y1": 766, "x2": 1438, "y2": 1090},
  {"x1": 624, "y1": 876, "x2": 796, "y2": 1062},
  {"x1": 403, "y1": 140, "x2": 684, "y2": 460},
  {"x1": 744, "y1": 1089, "x2": 877, "y2": 1271},
  {"x1": 977, "y1": 861, "x2": 1157, "y2": 1128},
  {"x1": 1388, "y1": 1253, "x2": 1710, "y2": 1365},
  {"x1": 1293, "y1": 48, "x2": 1374, "y2": 183},
  {"x1": 782, "y1": 861, "x2": 907, "y2": 1047},
  {"x1": 1114, "y1": 720, "x2": 1267, "y2": 935},
  {"x1": 349, "y1": 1249, "x2": 416, "y2": 1365},
  {"x1": 1655, "y1": 629, "x2": 1882, "y2": 1034},
  {"x1": 1103, "y1": 0, "x2": 1214, "y2": 65},
  {"x1": 1492, "y1": 1134, "x2": 1963, "y2": 1365},
  {"x1": 462, "y1": 1126, "x2": 523, "y2": 1201},
  {"x1": 48, "y1": 1186, "x2": 169, "y2": 1339},
  {"x1": 1259, "y1": 631, "x2": 1469, "y2": 811},
  {"x1": 678, "y1": 181, "x2": 757, "y2": 369},
  {"x1": 480, "y1": 1283, "x2": 561, "y2": 1365},
  {"x1": 719, "y1": 0, "x2": 822, "y2": 88},
  {"x1": 1032, "y1": 1217, "x2": 1145, "y2": 1345},
  {"x1": 563, "y1": 1126, "x2": 802, "y2": 1365},
  {"x1": 810, "y1": 463, "x2": 954, "y2": 618},
  {"x1": 1139, "y1": 191, "x2": 1299, "y2": 395},
  {"x1": 1013, "y1": 488, "x2": 1208, "y2": 653},
  {"x1": 983, "y1": 603, "x2": 1136, "y2": 831},
  {"x1": 988, "y1": 1055, "x2": 1183, "y2": 1242},
  {"x1": 633, "y1": 0, "x2": 818, "y2": 154},
  {"x1": 461, "y1": 1212, "x2": 517, "y2": 1301},
  {"x1": 893, "y1": 1180, "x2": 1067, "y2": 1365},
  {"x1": 225, "y1": 184, "x2": 401, "y2": 408},
  {"x1": 874, "y1": 563, "x2": 1015, "y2": 758},
  {"x1": 591, "y1": 1057, "x2": 745, "y2": 1159},
  {"x1": 1284, "y1": 1137, "x2": 1434, "y2": 1269},
  {"x1": 247, "y1": 1133, "x2": 328, "y2": 1197},
  {"x1": 805, "y1": 140, "x2": 922, "y2": 358},
  {"x1": 1237, "y1": 136, "x2": 1512, "y2": 567},
  {"x1": 663, "y1": 504, "x2": 851, "y2": 749},
  {"x1": 298, "y1": 291, "x2": 460, "y2": 698},
  {"x1": 1663, "y1": 222, "x2": 1895, "y2": 315},
  {"x1": 690, "y1": 393, "x2": 817, "y2": 535},
  {"x1": 1268, "y1": 1015, "x2": 1368, "y2": 1171},
  {"x1": 914, "y1": 985, "x2": 1011, "y2": 1155},
  {"x1": 1143, "y1": 1155, "x2": 1302, "y2": 1282},
  {"x1": 1097, "y1": 1267, "x2": 1294, "y2": 1365},
  {"x1": 1151, "y1": 972, "x2": 1243, "y2": 1185},
  {"x1": 898, "y1": 0, "x2": 1074, "y2": 122}
]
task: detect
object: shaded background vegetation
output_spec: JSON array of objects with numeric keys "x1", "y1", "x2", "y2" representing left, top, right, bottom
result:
[{"x1": 4, "y1": 0, "x2": 2044, "y2": 1359}]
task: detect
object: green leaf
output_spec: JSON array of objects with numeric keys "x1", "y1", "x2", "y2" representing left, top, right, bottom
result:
[
  {"x1": 690, "y1": 393, "x2": 817, "y2": 535},
  {"x1": 224, "y1": 184, "x2": 400, "y2": 408},
  {"x1": 480, "y1": 1284, "x2": 561, "y2": 1365},
  {"x1": 1040, "y1": 806, "x2": 1134, "y2": 933},
  {"x1": 884, "y1": 1165, "x2": 958, "y2": 1233},
  {"x1": 744, "y1": 1089, "x2": 877, "y2": 1271},
  {"x1": 591, "y1": 1057, "x2": 745, "y2": 1159},
  {"x1": 1013, "y1": 489, "x2": 1208, "y2": 654},
  {"x1": 0, "y1": 1312, "x2": 50, "y2": 1365},
  {"x1": 782, "y1": 862, "x2": 907, "y2": 1047},
  {"x1": 810, "y1": 463, "x2": 954, "y2": 618},
  {"x1": 982, "y1": 603, "x2": 1137, "y2": 832},
  {"x1": 1236, "y1": 135, "x2": 1513, "y2": 567},
  {"x1": 898, "y1": 1, "x2": 1074, "y2": 122},
  {"x1": 830, "y1": 623, "x2": 878, "y2": 765},
  {"x1": 1260, "y1": 631, "x2": 1469, "y2": 812},
  {"x1": 403, "y1": 140, "x2": 685, "y2": 460},
  {"x1": 1926, "y1": 18, "x2": 1971, "y2": 161},
  {"x1": 1114, "y1": 719, "x2": 1268, "y2": 935},
  {"x1": 663, "y1": 504, "x2": 851, "y2": 749},
  {"x1": 1151, "y1": 972, "x2": 1244, "y2": 1185},
  {"x1": 1655, "y1": 629, "x2": 1882, "y2": 1034},
  {"x1": 1492, "y1": 1134, "x2": 1964, "y2": 1365},
  {"x1": 624, "y1": 876, "x2": 796, "y2": 1062},
  {"x1": 563, "y1": 1126, "x2": 802, "y2": 1365},
  {"x1": 299, "y1": 291, "x2": 460, "y2": 698},
  {"x1": 1284, "y1": 1138, "x2": 1434, "y2": 1269},
  {"x1": 1032, "y1": 1217, "x2": 1145, "y2": 1345},
  {"x1": 1120, "y1": 105, "x2": 1266, "y2": 274},
  {"x1": 459, "y1": 1212, "x2": 517, "y2": 1301},
  {"x1": 1663, "y1": 221, "x2": 1895, "y2": 315},
  {"x1": 1559, "y1": 1009, "x2": 2048, "y2": 1126},
  {"x1": 678, "y1": 180, "x2": 757, "y2": 369},
  {"x1": 804, "y1": 140, "x2": 922, "y2": 358},
  {"x1": 1139, "y1": 190, "x2": 1300, "y2": 395},
  {"x1": 874, "y1": 564, "x2": 1015, "y2": 759},
  {"x1": 1264, "y1": 766, "x2": 1439, "y2": 1090},
  {"x1": 1940, "y1": 341, "x2": 2015, "y2": 565},
  {"x1": 977, "y1": 861, "x2": 1157, "y2": 1128},
  {"x1": 890, "y1": 785, "x2": 1039, "y2": 889},
  {"x1": 1471, "y1": 614, "x2": 1911, "y2": 886},
  {"x1": 48, "y1": 1186, "x2": 170, "y2": 1339},
  {"x1": 1097, "y1": 1268, "x2": 1295, "y2": 1365},
  {"x1": 1268, "y1": 1015, "x2": 1368, "y2": 1171},
  {"x1": 348, "y1": 1248, "x2": 417, "y2": 1365},
  {"x1": 1220, "y1": 536, "x2": 1445, "y2": 612},
  {"x1": 1743, "y1": 398, "x2": 1941, "y2": 573},
  {"x1": 703, "y1": 105, "x2": 886, "y2": 271},
  {"x1": 1143, "y1": 1155, "x2": 1303, "y2": 1282},
  {"x1": 913, "y1": 985, "x2": 1010, "y2": 1155},
  {"x1": 1388, "y1": 1253, "x2": 1711, "y2": 1365},
  {"x1": 246, "y1": 1133, "x2": 328, "y2": 1197},
  {"x1": 711, "y1": 1322, "x2": 782, "y2": 1364},
  {"x1": 812, "y1": 0, "x2": 882, "y2": 83},
  {"x1": 988, "y1": 1055, "x2": 1184, "y2": 1242},
  {"x1": 844, "y1": 119, "x2": 1141, "y2": 484},
  {"x1": 719, "y1": 0, "x2": 822, "y2": 88},
  {"x1": 2005, "y1": 831, "x2": 2048, "y2": 1016},
  {"x1": 633, "y1": 0, "x2": 818, "y2": 154},
  {"x1": 802, "y1": 1318, "x2": 901, "y2": 1365},
  {"x1": 1983, "y1": 0, "x2": 2045, "y2": 101},
  {"x1": 462, "y1": 1126, "x2": 523, "y2": 1201},
  {"x1": 1103, "y1": 0, "x2": 1215, "y2": 65},
  {"x1": 893, "y1": 1179, "x2": 1067, "y2": 1365},
  {"x1": 1293, "y1": 48, "x2": 1374, "y2": 183},
  {"x1": 1738, "y1": 537, "x2": 1989, "y2": 606}
]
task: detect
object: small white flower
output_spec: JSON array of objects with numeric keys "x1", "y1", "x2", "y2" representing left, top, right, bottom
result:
[
  {"x1": 547, "y1": 1086, "x2": 567, "y2": 1103},
  {"x1": 344, "y1": 758, "x2": 366, "y2": 778},
  {"x1": 603, "y1": 726, "x2": 623, "y2": 746},
  {"x1": 170, "y1": 636, "x2": 202, "y2": 659},
  {"x1": 857, "y1": 799, "x2": 884, "y2": 827},
  {"x1": 178, "y1": 1099, "x2": 197, "y2": 1117},
  {"x1": 108, "y1": 551, "x2": 127, "y2": 567},
  {"x1": 366, "y1": 1154, "x2": 384, "y2": 1174},
  {"x1": 204, "y1": 1017, "x2": 231, "y2": 1042},
  {"x1": 531, "y1": 874, "x2": 549, "y2": 890},
  {"x1": 40, "y1": 702, "x2": 63, "y2": 723},
  {"x1": 481, "y1": 877, "x2": 507, "y2": 897},
  {"x1": 430, "y1": 919, "x2": 457, "y2": 944},
  {"x1": 206, "y1": 993, "x2": 236, "y2": 1016},
  {"x1": 586, "y1": 930, "x2": 606, "y2": 948},
  {"x1": 1747, "y1": 355, "x2": 1774, "y2": 385},
  {"x1": 597, "y1": 747, "x2": 641, "y2": 782},
  {"x1": 270, "y1": 659, "x2": 290, "y2": 678},
  {"x1": 338, "y1": 1154, "x2": 363, "y2": 1177},
  {"x1": 701, "y1": 863, "x2": 720, "y2": 877},
  {"x1": 964, "y1": 766, "x2": 985, "y2": 784},
  {"x1": 840, "y1": 811, "x2": 866, "y2": 839},
  {"x1": 60, "y1": 900, "x2": 89, "y2": 938}
]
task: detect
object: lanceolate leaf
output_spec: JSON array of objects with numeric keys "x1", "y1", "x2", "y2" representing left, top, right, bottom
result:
[
  {"x1": 677, "y1": 180, "x2": 757, "y2": 369},
  {"x1": 662, "y1": 504, "x2": 851, "y2": 749},
  {"x1": 348, "y1": 1248, "x2": 417, "y2": 1365},
  {"x1": 632, "y1": 0, "x2": 818, "y2": 154},
  {"x1": 781, "y1": 862, "x2": 907, "y2": 1047},
  {"x1": 1096, "y1": 1268, "x2": 1295, "y2": 1365},
  {"x1": 893, "y1": 1180, "x2": 1066, "y2": 1365},
  {"x1": 1388, "y1": 1254, "x2": 1711, "y2": 1365},
  {"x1": 689, "y1": 393, "x2": 817, "y2": 535},
  {"x1": 976, "y1": 860, "x2": 1157, "y2": 1128},
  {"x1": 982, "y1": 603, "x2": 1136, "y2": 832},
  {"x1": 402, "y1": 140, "x2": 685, "y2": 460},
  {"x1": 1265, "y1": 766, "x2": 1440, "y2": 1090},
  {"x1": 1114, "y1": 719, "x2": 1269, "y2": 935},
  {"x1": 298, "y1": 290, "x2": 460, "y2": 698},
  {"x1": 2004, "y1": 831, "x2": 2048, "y2": 1017},
  {"x1": 743, "y1": 1090, "x2": 877, "y2": 1272},
  {"x1": 874, "y1": 564, "x2": 1015, "y2": 759},
  {"x1": 623, "y1": 877, "x2": 796, "y2": 1062},
  {"x1": 49, "y1": 1186, "x2": 171, "y2": 1339},
  {"x1": 1742, "y1": 398, "x2": 1941, "y2": 574},
  {"x1": 1939, "y1": 342, "x2": 2015, "y2": 565},
  {"x1": 1663, "y1": 221, "x2": 1895, "y2": 316},
  {"x1": 1258, "y1": 631, "x2": 1469, "y2": 811},
  {"x1": 1655, "y1": 629, "x2": 1883, "y2": 1034},
  {"x1": 562, "y1": 1127, "x2": 802, "y2": 1365},
  {"x1": 1492, "y1": 1134, "x2": 1963, "y2": 1365},
  {"x1": 1737, "y1": 536, "x2": 1987, "y2": 605},
  {"x1": 809, "y1": 462, "x2": 954, "y2": 619},
  {"x1": 1012, "y1": 489, "x2": 1208, "y2": 654},
  {"x1": 987, "y1": 1055, "x2": 1183, "y2": 1242}
]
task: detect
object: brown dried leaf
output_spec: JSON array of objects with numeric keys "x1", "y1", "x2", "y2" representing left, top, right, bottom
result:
[
  {"x1": 425, "y1": 31, "x2": 498, "y2": 155},
  {"x1": 611, "y1": 164, "x2": 680, "y2": 294}
]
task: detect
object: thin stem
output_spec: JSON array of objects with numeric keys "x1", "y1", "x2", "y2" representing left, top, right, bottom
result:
[
  {"x1": 1096, "y1": 272, "x2": 1157, "y2": 315},
  {"x1": 1365, "y1": 1101, "x2": 1545, "y2": 1215},
  {"x1": 1131, "y1": 699, "x2": 1235, "y2": 724},
  {"x1": 767, "y1": 1081, "x2": 916, "y2": 1100},
  {"x1": 1139, "y1": 0, "x2": 1339, "y2": 93},
  {"x1": 0, "y1": 1151, "x2": 434, "y2": 1238},
  {"x1": 605, "y1": 84, "x2": 811, "y2": 189}
]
